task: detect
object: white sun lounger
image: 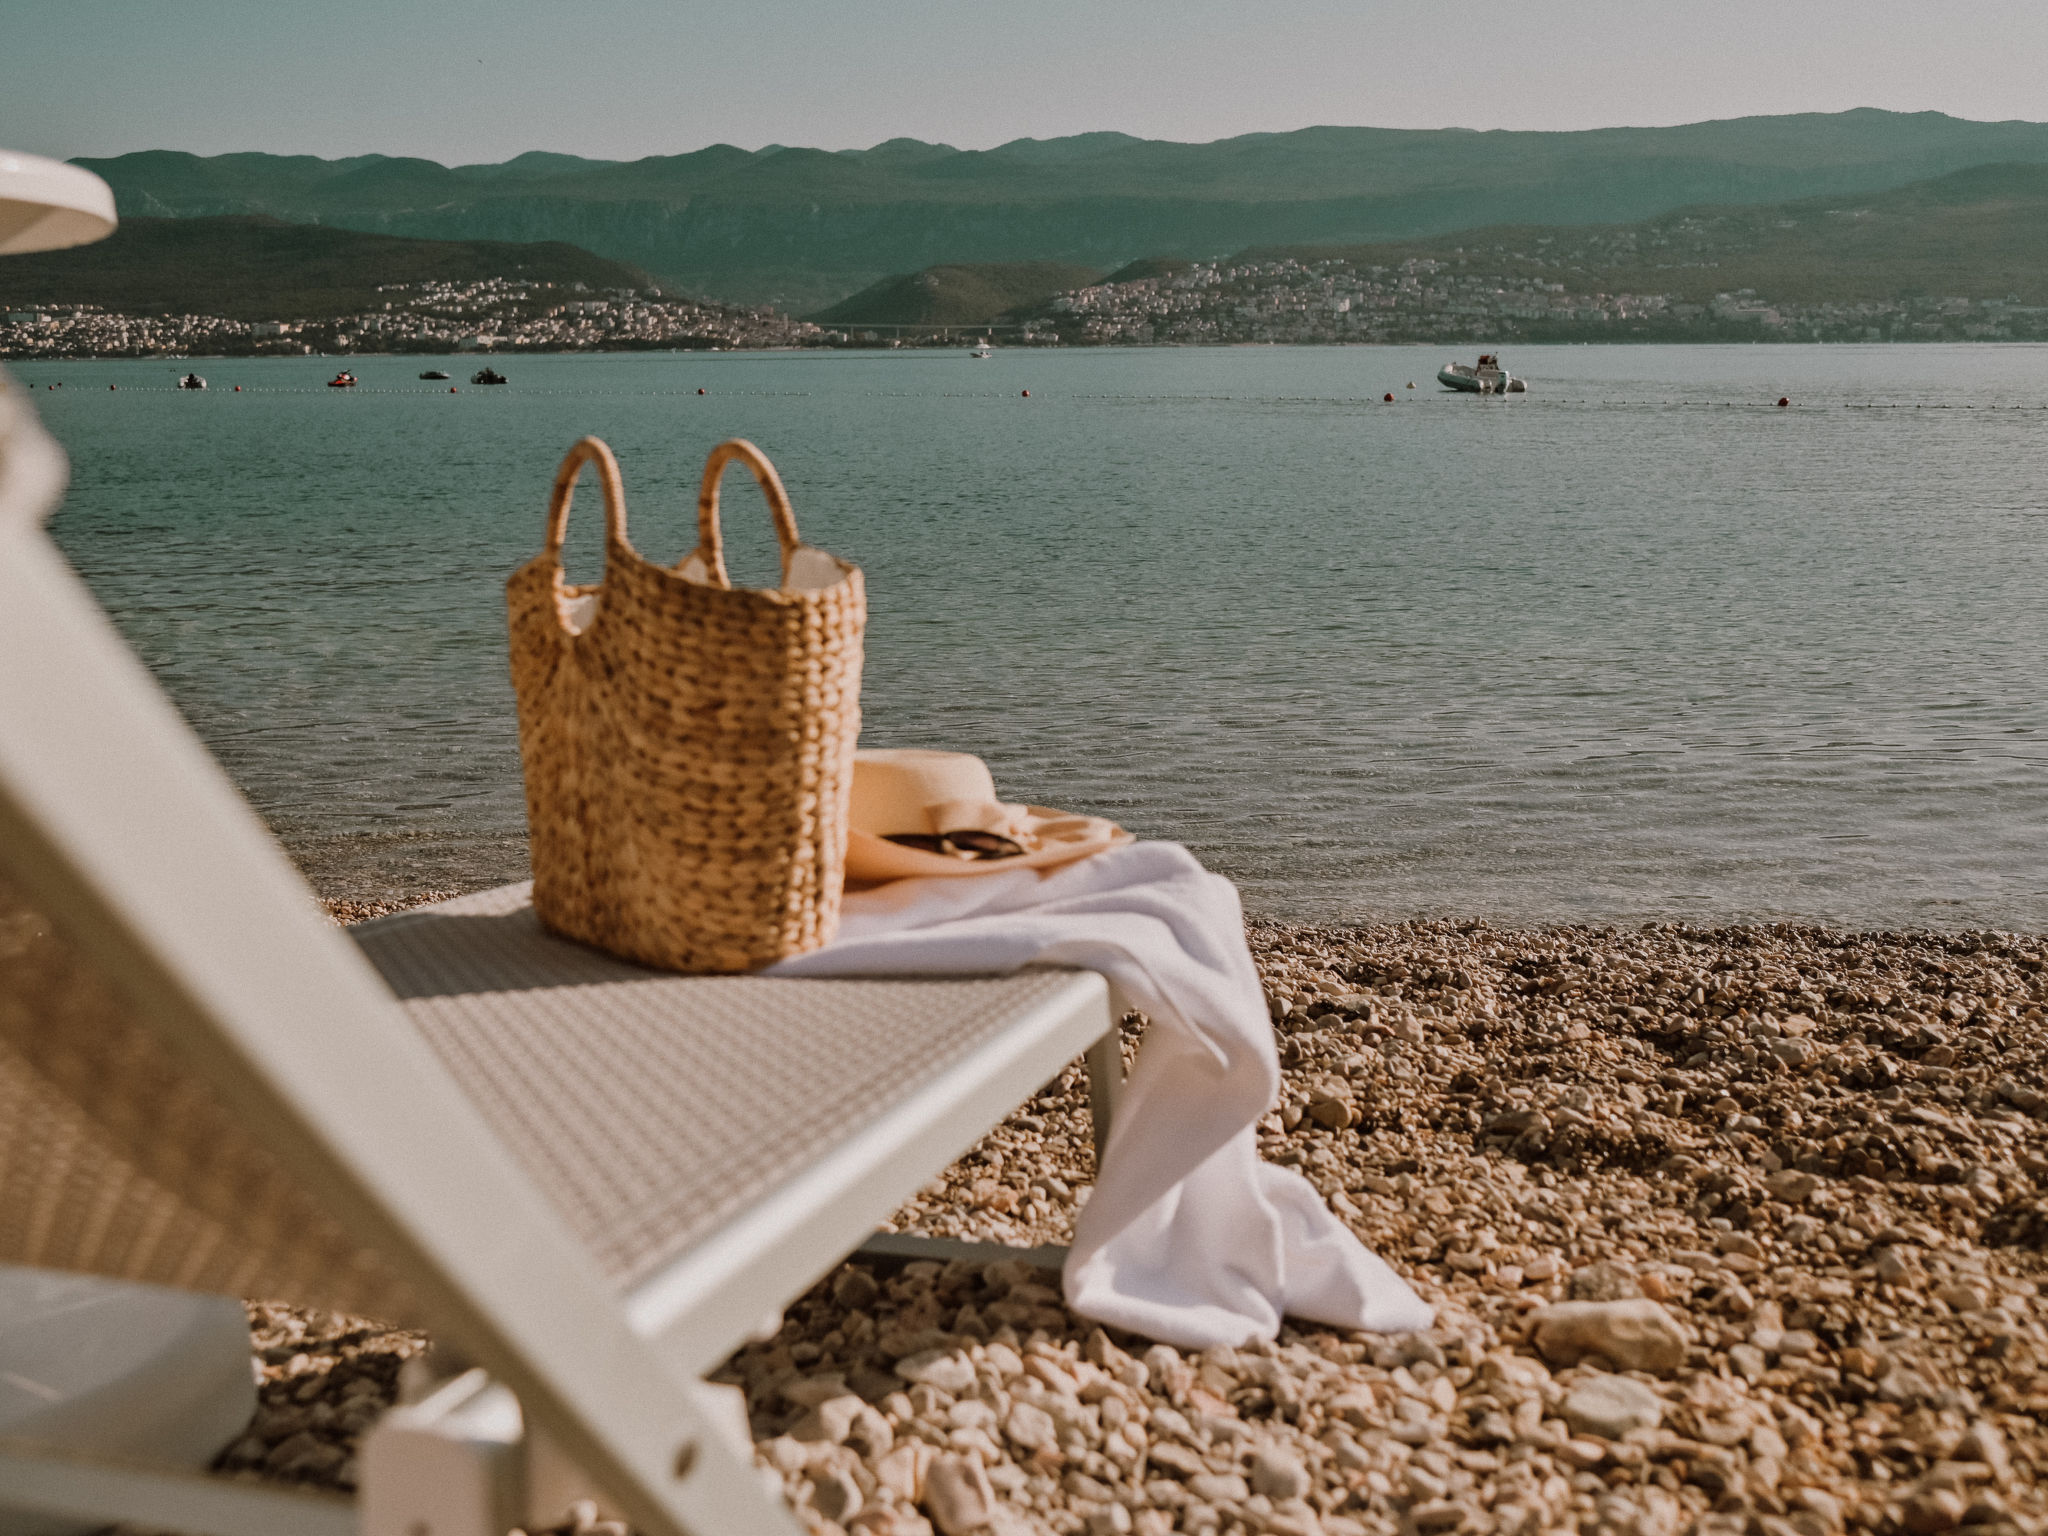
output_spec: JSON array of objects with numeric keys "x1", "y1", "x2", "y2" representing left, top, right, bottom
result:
[{"x1": 0, "y1": 381, "x2": 1122, "y2": 1535}]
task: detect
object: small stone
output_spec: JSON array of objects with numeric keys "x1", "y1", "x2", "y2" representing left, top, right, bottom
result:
[
  {"x1": 1309, "y1": 1094, "x2": 1357, "y2": 1130},
  {"x1": 1900, "y1": 1487, "x2": 1966, "y2": 1534},
  {"x1": 1873, "y1": 1246, "x2": 1919, "y2": 1284},
  {"x1": 923, "y1": 1453, "x2": 995, "y2": 1536},
  {"x1": 1248, "y1": 1446, "x2": 1310, "y2": 1501},
  {"x1": 876, "y1": 1442, "x2": 936, "y2": 1503},
  {"x1": 791, "y1": 1394, "x2": 867, "y2": 1444},
  {"x1": 1879, "y1": 1367, "x2": 1937, "y2": 1406},
  {"x1": 1936, "y1": 1282, "x2": 1988, "y2": 1312},
  {"x1": 1765, "y1": 1170, "x2": 1820, "y2": 1204},
  {"x1": 762, "y1": 1435, "x2": 807, "y2": 1474},
  {"x1": 1569, "y1": 1260, "x2": 1642, "y2": 1301},
  {"x1": 895, "y1": 1349, "x2": 976, "y2": 1395},
  {"x1": 1147, "y1": 1441, "x2": 1204, "y2": 1477},
  {"x1": 1002, "y1": 1401, "x2": 1058, "y2": 1453},
  {"x1": 1561, "y1": 1374, "x2": 1663, "y2": 1439},
  {"x1": 854, "y1": 1510, "x2": 935, "y2": 1536},
  {"x1": 783, "y1": 1373, "x2": 852, "y2": 1408},
  {"x1": 1962, "y1": 1493, "x2": 2010, "y2": 1526},
  {"x1": 833, "y1": 1268, "x2": 881, "y2": 1310},
  {"x1": 811, "y1": 1466, "x2": 864, "y2": 1524},
  {"x1": 1531, "y1": 1299, "x2": 1689, "y2": 1375},
  {"x1": 1769, "y1": 1038, "x2": 1815, "y2": 1069},
  {"x1": 1955, "y1": 1420, "x2": 2011, "y2": 1486},
  {"x1": 1063, "y1": 1470, "x2": 1117, "y2": 1503},
  {"x1": 1186, "y1": 1471, "x2": 1250, "y2": 1503},
  {"x1": 1791, "y1": 1487, "x2": 1843, "y2": 1531}
]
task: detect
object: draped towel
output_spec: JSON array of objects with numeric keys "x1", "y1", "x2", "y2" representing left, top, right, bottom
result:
[{"x1": 771, "y1": 841, "x2": 1432, "y2": 1349}]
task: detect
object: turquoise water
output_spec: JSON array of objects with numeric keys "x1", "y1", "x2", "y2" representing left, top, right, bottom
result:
[{"x1": 17, "y1": 345, "x2": 2048, "y2": 928}]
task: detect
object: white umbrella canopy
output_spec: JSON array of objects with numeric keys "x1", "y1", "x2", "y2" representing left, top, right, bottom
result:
[{"x1": 0, "y1": 149, "x2": 116, "y2": 255}]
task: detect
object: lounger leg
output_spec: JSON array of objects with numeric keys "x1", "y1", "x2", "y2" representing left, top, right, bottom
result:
[
  {"x1": 1083, "y1": 984, "x2": 1129, "y2": 1171},
  {"x1": 363, "y1": 1371, "x2": 799, "y2": 1536},
  {"x1": 361, "y1": 1370, "x2": 526, "y2": 1536}
]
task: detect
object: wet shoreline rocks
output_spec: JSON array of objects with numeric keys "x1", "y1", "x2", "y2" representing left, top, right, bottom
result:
[{"x1": 263, "y1": 906, "x2": 2047, "y2": 1535}]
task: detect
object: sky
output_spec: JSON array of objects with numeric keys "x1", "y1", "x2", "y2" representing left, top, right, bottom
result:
[{"x1": 7, "y1": 0, "x2": 2048, "y2": 165}]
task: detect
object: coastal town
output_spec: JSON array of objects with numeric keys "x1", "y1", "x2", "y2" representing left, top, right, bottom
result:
[
  {"x1": 1015, "y1": 257, "x2": 2048, "y2": 347},
  {"x1": 0, "y1": 276, "x2": 828, "y2": 359},
  {"x1": 7, "y1": 260, "x2": 2046, "y2": 360}
]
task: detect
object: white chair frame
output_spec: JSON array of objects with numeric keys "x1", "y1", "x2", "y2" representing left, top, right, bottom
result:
[{"x1": 0, "y1": 385, "x2": 1125, "y2": 1536}]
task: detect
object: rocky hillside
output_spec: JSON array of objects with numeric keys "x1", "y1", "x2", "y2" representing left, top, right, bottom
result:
[
  {"x1": 814, "y1": 263, "x2": 1100, "y2": 327},
  {"x1": 0, "y1": 215, "x2": 649, "y2": 321}
]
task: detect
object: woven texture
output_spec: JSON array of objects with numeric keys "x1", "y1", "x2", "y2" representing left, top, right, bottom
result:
[
  {"x1": 508, "y1": 437, "x2": 866, "y2": 973},
  {"x1": 354, "y1": 883, "x2": 1083, "y2": 1289},
  {"x1": 0, "y1": 869, "x2": 413, "y2": 1321},
  {"x1": 0, "y1": 870, "x2": 1085, "y2": 1312}
]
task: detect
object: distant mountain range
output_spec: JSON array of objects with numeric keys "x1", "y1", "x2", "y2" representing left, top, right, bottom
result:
[
  {"x1": 74, "y1": 110, "x2": 2048, "y2": 311},
  {"x1": 0, "y1": 216, "x2": 648, "y2": 320},
  {"x1": 822, "y1": 161, "x2": 2048, "y2": 332},
  {"x1": 1252, "y1": 160, "x2": 2048, "y2": 306}
]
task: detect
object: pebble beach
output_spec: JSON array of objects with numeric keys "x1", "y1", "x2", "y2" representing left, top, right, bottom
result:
[{"x1": 216, "y1": 904, "x2": 2048, "y2": 1536}]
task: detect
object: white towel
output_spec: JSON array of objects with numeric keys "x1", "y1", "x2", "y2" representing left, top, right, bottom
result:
[{"x1": 771, "y1": 841, "x2": 1432, "y2": 1349}]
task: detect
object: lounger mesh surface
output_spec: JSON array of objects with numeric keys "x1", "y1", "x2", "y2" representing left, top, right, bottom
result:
[
  {"x1": 1, "y1": 869, "x2": 1073, "y2": 1320},
  {"x1": 0, "y1": 869, "x2": 413, "y2": 1321},
  {"x1": 353, "y1": 883, "x2": 1074, "y2": 1291}
]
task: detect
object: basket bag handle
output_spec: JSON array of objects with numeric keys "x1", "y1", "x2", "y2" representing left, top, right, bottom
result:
[
  {"x1": 543, "y1": 436, "x2": 628, "y2": 559},
  {"x1": 692, "y1": 439, "x2": 803, "y2": 590}
]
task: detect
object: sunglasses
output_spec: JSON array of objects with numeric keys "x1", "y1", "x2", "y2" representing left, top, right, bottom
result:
[{"x1": 882, "y1": 829, "x2": 1026, "y2": 861}]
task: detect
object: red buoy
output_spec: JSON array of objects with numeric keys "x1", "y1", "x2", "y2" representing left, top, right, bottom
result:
[
  {"x1": 450, "y1": 386, "x2": 458, "y2": 393},
  {"x1": 1384, "y1": 392, "x2": 1394, "y2": 402},
  {"x1": 1777, "y1": 397, "x2": 1789, "y2": 407},
  {"x1": 234, "y1": 384, "x2": 241, "y2": 391},
  {"x1": 109, "y1": 384, "x2": 116, "y2": 391},
  {"x1": 697, "y1": 387, "x2": 706, "y2": 395},
  {"x1": 1021, "y1": 389, "x2": 1030, "y2": 397}
]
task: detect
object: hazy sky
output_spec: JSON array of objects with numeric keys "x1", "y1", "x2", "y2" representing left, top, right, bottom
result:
[{"x1": 7, "y1": 0, "x2": 2048, "y2": 164}]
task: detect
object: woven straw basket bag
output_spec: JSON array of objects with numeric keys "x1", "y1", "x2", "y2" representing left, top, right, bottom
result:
[{"x1": 507, "y1": 437, "x2": 865, "y2": 972}]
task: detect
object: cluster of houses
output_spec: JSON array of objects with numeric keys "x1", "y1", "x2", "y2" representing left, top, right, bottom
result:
[
  {"x1": 12, "y1": 262, "x2": 2046, "y2": 359},
  {"x1": 1, "y1": 278, "x2": 827, "y2": 359},
  {"x1": 1017, "y1": 256, "x2": 2048, "y2": 345}
]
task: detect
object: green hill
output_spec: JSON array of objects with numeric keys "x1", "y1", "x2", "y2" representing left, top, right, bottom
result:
[
  {"x1": 0, "y1": 215, "x2": 650, "y2": 320},
  {"x1": 813, "y1": 262, "x2": 1101, "y2": 326},
  {"x1": 1244, "y1": 161, "x2": 2048, "y2": 306},
  {"x1": 74, "y1": 109, "x2": 2048, "y2": 309}
]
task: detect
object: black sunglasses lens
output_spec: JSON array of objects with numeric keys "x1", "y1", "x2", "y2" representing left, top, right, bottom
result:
[{"x1": 882, "y1": 834, "x2": 951, "y2": 854}]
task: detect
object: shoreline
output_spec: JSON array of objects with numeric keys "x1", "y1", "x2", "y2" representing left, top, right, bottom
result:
[
  {"x1": 243, "y1": 899, "x2": 2048, "y2": 1534},
  {"x1": 13, "y1": 337, "x2": 2048, "y2": 364}
]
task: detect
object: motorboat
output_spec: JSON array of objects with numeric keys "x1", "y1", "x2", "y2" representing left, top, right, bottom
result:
[
  {"x1": 1437, "y1": 354, "x2": 1526, "y2": 394},
  {"x1": 470, "y1": 367, "x2": 507, "y2": 386},
  {"x1": 176, "y1": 373, "x2": 206, "y2": 390},
  {"x1": 418, "y1": 369, "x2": 450, "y2": 380},
  {"x1": 326, "y1": 371, "x2": 357, "y2": 388},
  {"x1": 969, "y1": 340, "x2": 994, "y2": 359}
]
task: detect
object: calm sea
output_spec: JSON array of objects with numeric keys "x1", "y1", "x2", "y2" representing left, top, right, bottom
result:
[{"x1": 16, "y1": 344, "x2": 2048, "y2": 929}]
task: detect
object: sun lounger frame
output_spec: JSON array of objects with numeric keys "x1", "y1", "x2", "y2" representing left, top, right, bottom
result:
[{"x1": 0, "y1": 393, "x2": 1124, "y2": 1536}]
